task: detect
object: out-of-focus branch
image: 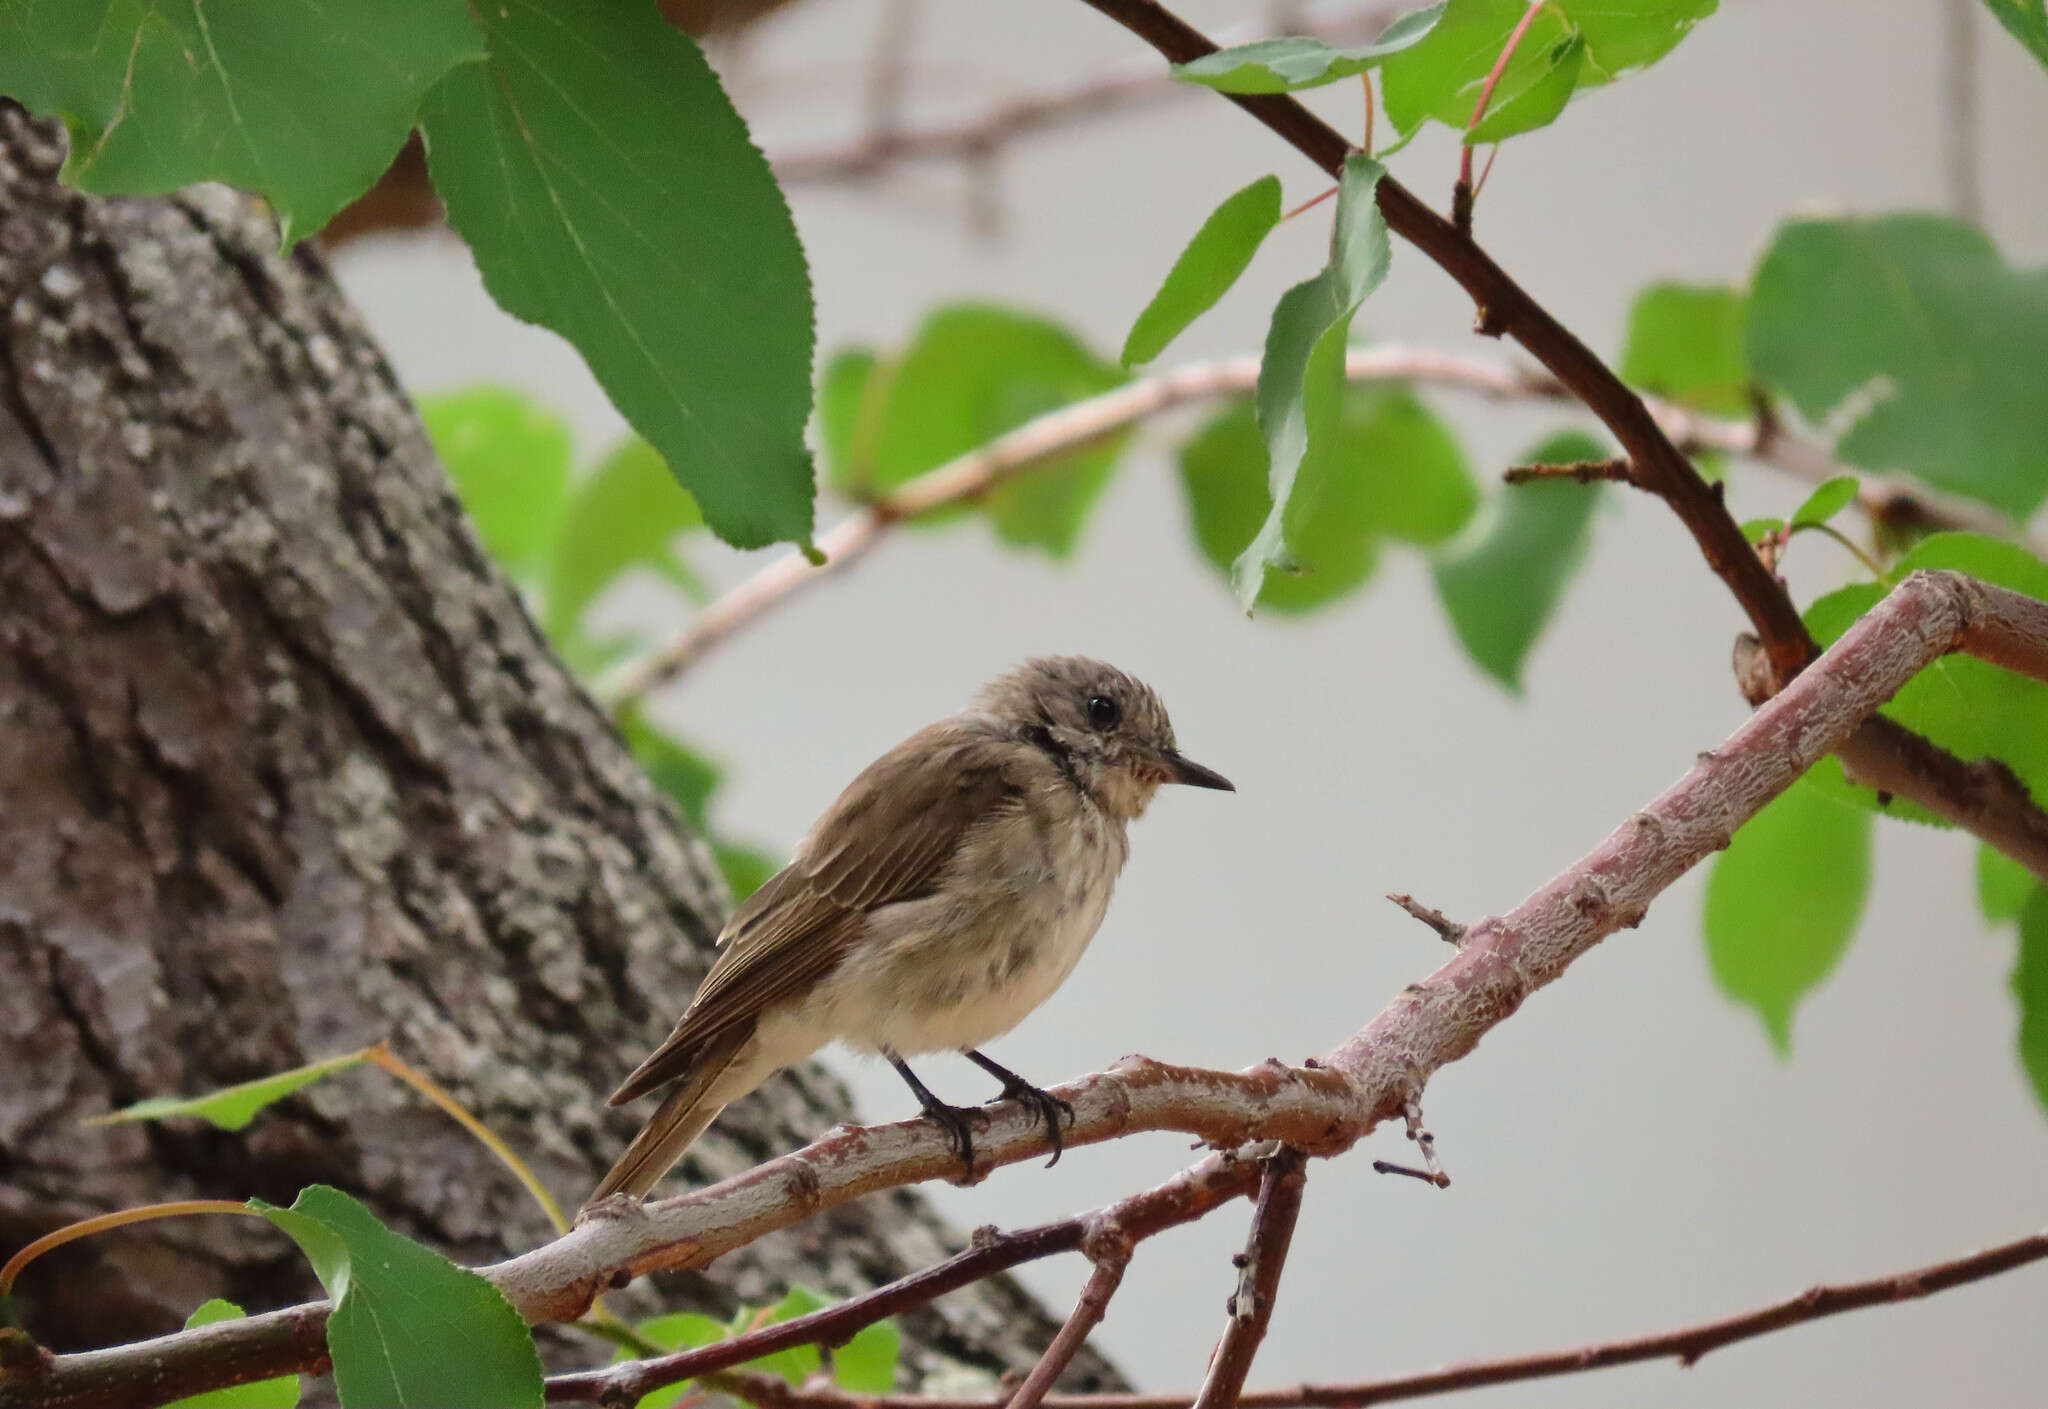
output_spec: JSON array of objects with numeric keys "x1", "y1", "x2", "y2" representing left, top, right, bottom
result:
[
  {"x1": 770, "y1": 6, "x2": 1399, "y2": 185},
  {"x1": 1192, "y1": 1149, "x2": 1309, "y2": 1409},
  {"x1": 709, "y1": 1227, "x2": 2048, "y2": 1409},
  {"x1": 1942, "y1": 0, "x2": 1982, "y2": 223},
  {"x1": 599, "y1": 345, "x2": 2028, "y2": 710},
  {"x1": 23, "y1": 571, "x2": 2046, "y2": 1409}
]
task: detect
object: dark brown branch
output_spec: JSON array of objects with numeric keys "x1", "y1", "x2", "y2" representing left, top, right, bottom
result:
[
  {"x1": 1193, "y1": 1150, "x2": 1308, "y2": 1409},
  {"x1": 1070, "y1": 0, "x2": 2048, "y2": 882},
  {"x1": 705, "y1": 1227, "x2": 2048, "y2": 1409}
]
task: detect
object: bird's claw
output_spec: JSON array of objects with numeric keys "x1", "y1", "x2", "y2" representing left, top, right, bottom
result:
[
  {"x1": 918, "y1": 1098, "x2": 985, "y2": 1171},
  {"x1": 997, "y1": 1079, "x2": 1076, "y2": 1166}
]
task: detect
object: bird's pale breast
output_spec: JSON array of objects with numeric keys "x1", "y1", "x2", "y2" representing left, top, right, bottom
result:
[{"x1": 789, "y1": 777, "x2": 1131, "y2": 1057}]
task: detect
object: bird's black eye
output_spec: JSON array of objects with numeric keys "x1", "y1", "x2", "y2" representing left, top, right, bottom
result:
[{"x1": 1085, "y1": 694, "x2": 1120, "y2": 729}]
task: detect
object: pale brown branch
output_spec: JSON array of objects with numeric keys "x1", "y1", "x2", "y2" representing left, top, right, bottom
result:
[
  {"x1": 599, "y1": 345, "x2": 2015, "y2": 710},
  {"x1": 19, "y1": 572, "x2": 2048, "y2": 1409},
  {"x1": 699, "y1": 1227, "x2": 2048, "y2": 1409},
  {"x1": 1193, "y1": 1149, "x2": 1308, "y2": 1409}
]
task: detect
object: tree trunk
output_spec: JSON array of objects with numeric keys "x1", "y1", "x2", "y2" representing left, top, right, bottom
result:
[{"x1": 0, "y1": 107, "x2": 1117, "y2": 1392}]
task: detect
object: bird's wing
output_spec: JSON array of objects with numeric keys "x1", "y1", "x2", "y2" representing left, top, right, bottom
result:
[{"x1": 607, "y1": 723, "x2": 1025, "y2": 1106}]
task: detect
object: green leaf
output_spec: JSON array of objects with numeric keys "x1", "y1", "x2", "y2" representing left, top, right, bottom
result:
[
  {"x1": 1704, "y1": 774, "x2": 1874, "y2": 1053},
  {"x1": 167, "y1": 1302, "x2": 300, "y2": 1408},
  {"x1": 1979, "y1": 844, "x2": 2038, "y2": 926},
  {"x1": 740, "y1": 1288, "x2": 827, "y2": 1385},
  {"x1": 1465, "y1": 31, "x2": 1585, "y2": 143},
  {"x1": 420, "y1": 387, "x2": 573, "y2": 578},
  {"x1": 547, "y1": 436, "x2": 706, "y2": 642},
  {"x1": 1122, "y1": 176, "x2": 1283, "y2": 367},
  {"x1": 860, "y1": 305, "x2": 1131, "y2": 557},
  {"x1": 620, "y1": 713, "x2": 780, "y2": 903},
  {"x1": 420, "y1": 0, "x2": 815, "y2": 550},
  {"x1": 1430, "y1": 429, "x2": 1604, "y2": 691},
  {"x1": 1740, "y1": 516, "x2": 1784, "y2": 540},
  {"x1": 2015, "y1": 888, "x2": 2048, "y2": 1114},
  {"x1": 1748, "y1": 215, "x2": 2048, "y2": 520},
  {"x1": 1235, "y1": 155, "x2": 1392, "y2": 609},
  {"x1": 620, "y1": 711, "x2": 722, "y2": 829},
  {"x1": 711, "y1": 843, "x2": 777, "y2": 903},
  {"x1": 255, "y1": 1186, "x2": 543, "y2": 1409},
  {"x1": 1619, "y1": 282, "x2": 1750, "y2": 416},
  {"x1": 93, "y1": 1049, "x2": 371, "y2": 1132},
  {"x1": 1790, "y1": 475, "x2": 1861, "y2": 529},
  {"x1": 0, "y1": 1, "x2": 483, "y2": 246},
  {"x1": 819, "y1": 348, "x2": 881, "y2": 492},
  {"x1": 1381, "y1": 0, "x2": 1716, "y2": 139},
  {"x1": 834, "y1": 1318, "x2": 900, "y2": 1393},
  {"x1": 1806, "y1": 534, "x2": 2048, "y2": 828},
  {"x1": 1179, "y1": 386, "x2": 1475, "y2": 614},
  {"x1": 1169, "y1": 5, "x2": 1446, "y2": 92},
  {"x1": 1981, "y1": 0, "x2": 2048, "y2": 68},
  {"x1": 609, "y1": 1312, "x2": 726, "y2": 1409}
]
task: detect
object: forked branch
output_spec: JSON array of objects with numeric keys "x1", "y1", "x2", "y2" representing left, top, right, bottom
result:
[{"x1": 12, "y1": 571, "x2": 2044, "y2": 1409}]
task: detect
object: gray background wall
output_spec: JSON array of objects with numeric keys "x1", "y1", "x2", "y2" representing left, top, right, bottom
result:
[{"x1": 335, "y1": 2, "x2": 2048, "y2": 1401}]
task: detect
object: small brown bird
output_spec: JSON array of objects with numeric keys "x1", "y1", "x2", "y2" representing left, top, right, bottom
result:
[{"x1": 588, "y1": 656, "x2": 1231, "y2": 1205}]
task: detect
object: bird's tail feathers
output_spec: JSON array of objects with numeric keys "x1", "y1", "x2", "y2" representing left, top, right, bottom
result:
[{"x1": 586, "y1": 1025, "x2": 751, "y2": 1206}]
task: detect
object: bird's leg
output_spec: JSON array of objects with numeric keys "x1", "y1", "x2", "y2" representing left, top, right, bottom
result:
[
  {"x1": 964, "y1": 1049, "x2": 1075, "y2": 1166},
  {"x1": 885, "y1": 1048, "x2": 981, "y2": 1170}
]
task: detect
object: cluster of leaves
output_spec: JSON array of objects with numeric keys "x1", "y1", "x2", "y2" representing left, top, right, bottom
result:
[
  {"x1": 82, "y1": 1056, "x2": 902, "y2": 1408},
  {"x1": 420, "y1": 390, "x2": 775, "y2": 899}
]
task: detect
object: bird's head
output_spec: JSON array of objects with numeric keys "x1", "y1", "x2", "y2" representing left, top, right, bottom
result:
[{"x1": 978, "y1": 656, "x2": 1233, "y2": 821}]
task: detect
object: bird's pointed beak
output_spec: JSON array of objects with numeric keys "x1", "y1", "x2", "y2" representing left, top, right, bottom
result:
[{"x1": 1160, "y1": 749, "x2": 1234, "y2": 792}]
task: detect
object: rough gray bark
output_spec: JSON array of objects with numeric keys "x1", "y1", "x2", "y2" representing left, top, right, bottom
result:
[{"x1": 0, "y1": 107, "x2": 1117, "y2": 1393}]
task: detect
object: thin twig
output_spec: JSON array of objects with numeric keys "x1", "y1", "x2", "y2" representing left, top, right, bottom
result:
[
  {"x1": 1501, "y1": 457, "x2": 1633, "y2": 486},
  {"x1": 1456, "y1": 0, "x2": 1547, "y2": 215},
  {"x1": 22, "y1": 573, "x2": 2048, "y2": 1407},
  {"x1": 1194, "y1": 1149, "x2": 1308, "y2": 1409},
  {"x1": 695, "y1": 1228, "x2": 2048, "y2": 1409},
  {"x1": 1942, "y1": 0, "x2": 1982, "y2": 223},
  {"x1": 1009, "y1": 1238, "x2": 1134, "y2": 1409},
  {"x1": 867, "y1": 0, "x2": 921, "y2": 145},
  {"x1": 1399, "y1": 1101, "x2": 1447, "y2": 1188},
  {"x1": 1384, "y1": 893, "x2": 1464, "y2": 946}
]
